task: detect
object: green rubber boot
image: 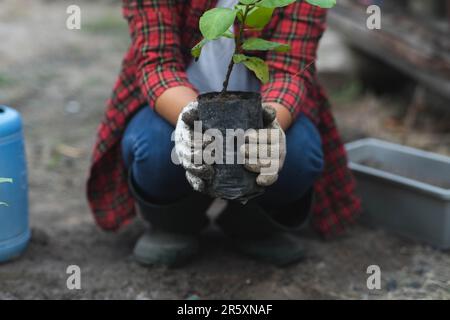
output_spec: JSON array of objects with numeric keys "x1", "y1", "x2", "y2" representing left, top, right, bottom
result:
[
  {"x1": 133, "y1": 230, "x2": 199, "y2": 267},
  {"x1": 234, "y1": 233, "x2": 305, "y2": 267},
  {"x1": 129, "y1": 172, "x2": 212, "y2": 267},
  {"x1": 217, "y1": 190, "x2": 313, "y2": 267}
]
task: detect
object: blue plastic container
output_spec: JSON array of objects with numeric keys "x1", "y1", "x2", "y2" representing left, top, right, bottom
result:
[{"x1": 0, "y1": 105, "x2": 30, "y2": 263}]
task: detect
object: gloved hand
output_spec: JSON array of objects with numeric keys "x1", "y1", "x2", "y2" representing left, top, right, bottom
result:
[
  {"x1": 174, "y1": 101, "x2": 214, "y2": 193},
  {"x1": 239, "y1": 104, "x2": 286, "y2": 187}
]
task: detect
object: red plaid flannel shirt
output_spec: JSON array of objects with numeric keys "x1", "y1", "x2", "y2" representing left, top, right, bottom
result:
[{"x1": 87, "y1": 0, "x2": 361, "y2": 237}]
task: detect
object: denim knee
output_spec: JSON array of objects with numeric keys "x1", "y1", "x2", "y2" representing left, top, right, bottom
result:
[
  {"x1": 258, "y1": 116, "x2": 324, "y2": 207},
  {"x1": 121, "y1": 107, "x2": 191, "y2": 202},
  {"x1": 284, "y1": 116, "x2": 324, "y2": 184}
]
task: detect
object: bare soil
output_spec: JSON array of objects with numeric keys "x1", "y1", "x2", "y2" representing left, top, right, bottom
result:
[{"x1": 0, "y1": 0, "x2": 449, "y2": 299}]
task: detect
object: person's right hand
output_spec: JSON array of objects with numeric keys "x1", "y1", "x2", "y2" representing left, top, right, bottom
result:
[{"x1": 174, "y1": 101, "x2": 214, "y2": 193}]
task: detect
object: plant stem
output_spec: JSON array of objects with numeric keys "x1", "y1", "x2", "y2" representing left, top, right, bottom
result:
[
  {"x1": 221, "y1": 4, "x2": 253, "y2": 94},
  {"x1": 222, "y1": 58, "x2": 235, "y2": 94}
]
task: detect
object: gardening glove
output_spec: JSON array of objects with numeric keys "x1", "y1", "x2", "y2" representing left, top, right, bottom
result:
[
  {"x1": 174, "y1": 101, "x2": 214, "y2": 193},
  {"x1": 239, "y1": 104, "x2": 286, "y2": 187}
]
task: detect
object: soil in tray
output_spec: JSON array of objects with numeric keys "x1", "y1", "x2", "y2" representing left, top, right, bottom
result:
[{"x1": 358, "y1": 158, "x2": 450, "y2": 189}]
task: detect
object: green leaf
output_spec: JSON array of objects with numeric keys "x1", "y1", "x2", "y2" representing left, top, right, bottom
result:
[
  {"x1": 233, "y1": 54, "x2": 248, "y2": 64},
  {"x1": 199, "y1": 8, "x2": 237, "y2": 40},
  {"x1": 222, "y1": 30, "x2": 234, "y2": 39},
  {"x1": 191, "y1": 30, "x2": 235, "y2": 58},
  {"x1": 306, "y1": 0, "x2": 336, "y2": 8},
  {"x1": 257, "y1": 0, "x2": 296, "y2": 8},
  {"x1": 235, "y1": 7, "x2": 245, "y2": 22},
  {"x1": 245, "y1": 7, "x2": 274, "y2": 30},
  {"x1": 233, "y1": 54, "x2": 269, "y2": 84},
  {"x1": 191, "y1": 39, "x2": 208, "y2": 58},
  {"x1": 242, "y1": 37, "x2": 290, "y2": 52},
  {"x1": 244, "y1": 57, "x2": 269, "y2": 84}
]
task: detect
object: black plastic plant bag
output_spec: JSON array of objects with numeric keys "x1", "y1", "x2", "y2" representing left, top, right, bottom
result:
[{"x1": 197, "y1": 91, "x2": 264, "y2": 203}]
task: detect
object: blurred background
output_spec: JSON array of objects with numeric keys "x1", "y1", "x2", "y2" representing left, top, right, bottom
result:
[{"x1": 0, "y1": 0, "x2": 449, "y2": 299}]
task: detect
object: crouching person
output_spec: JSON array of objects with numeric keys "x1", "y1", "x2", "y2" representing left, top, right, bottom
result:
[{"x1": 87, "y1": 0, "x2": 361, "y2": 267}]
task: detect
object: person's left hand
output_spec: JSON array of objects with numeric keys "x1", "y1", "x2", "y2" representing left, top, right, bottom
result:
[{"x1": 239, "y1": 104, "x2": 286, "y2": 187}]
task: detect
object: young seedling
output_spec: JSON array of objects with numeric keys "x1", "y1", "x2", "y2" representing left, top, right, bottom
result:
[
  {"x1": 191, "y1": 0, "x2": 336, "y2": 201},
  {"x1": 0, "y1": 178, "x2": 13, "y2": 207},
  {"x1": 192, "y1": 0, "x2": 336, "y2": 93}
]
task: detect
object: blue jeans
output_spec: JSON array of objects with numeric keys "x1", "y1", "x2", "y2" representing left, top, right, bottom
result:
[{"x1": 121, "y1": 107, "x2": 323, "y2": 210}]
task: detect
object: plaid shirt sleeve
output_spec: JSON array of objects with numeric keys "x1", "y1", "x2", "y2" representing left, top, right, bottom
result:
[
  {"x1": 123, "y1": 0, "x2": 197, "y2": 108},
  {"x1": 261, "y1": 2, "x2": 327, "y2": 120}
]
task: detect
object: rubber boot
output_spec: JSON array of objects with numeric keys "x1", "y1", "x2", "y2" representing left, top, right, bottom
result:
[
  {"x1": 129, "y1": 172, "x2": 212, "y2": 267},
  {"x1": 216, "y1": 189, "x2": 313, "y2": 267}
]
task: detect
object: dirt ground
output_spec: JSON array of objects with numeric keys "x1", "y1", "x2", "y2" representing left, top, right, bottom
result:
[{"x1": 0, "y1": 0, "x2": 449, "y2": 299}]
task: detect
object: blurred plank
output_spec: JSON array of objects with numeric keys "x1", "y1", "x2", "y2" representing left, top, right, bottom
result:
[{"x1": 328, "y1": 0, "x2": 450, "y2": 100}]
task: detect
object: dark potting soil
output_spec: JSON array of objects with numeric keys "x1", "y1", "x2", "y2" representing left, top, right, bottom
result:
[
  {"x1": 198, "y1": 91, "x2": 256, "y2": 103},
  {"x1": 197, "y1": 91, "x2": 264, "y2": 202},
  {"x1": 358, "y1": 158, "x2": 450, "y2": 189}
]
